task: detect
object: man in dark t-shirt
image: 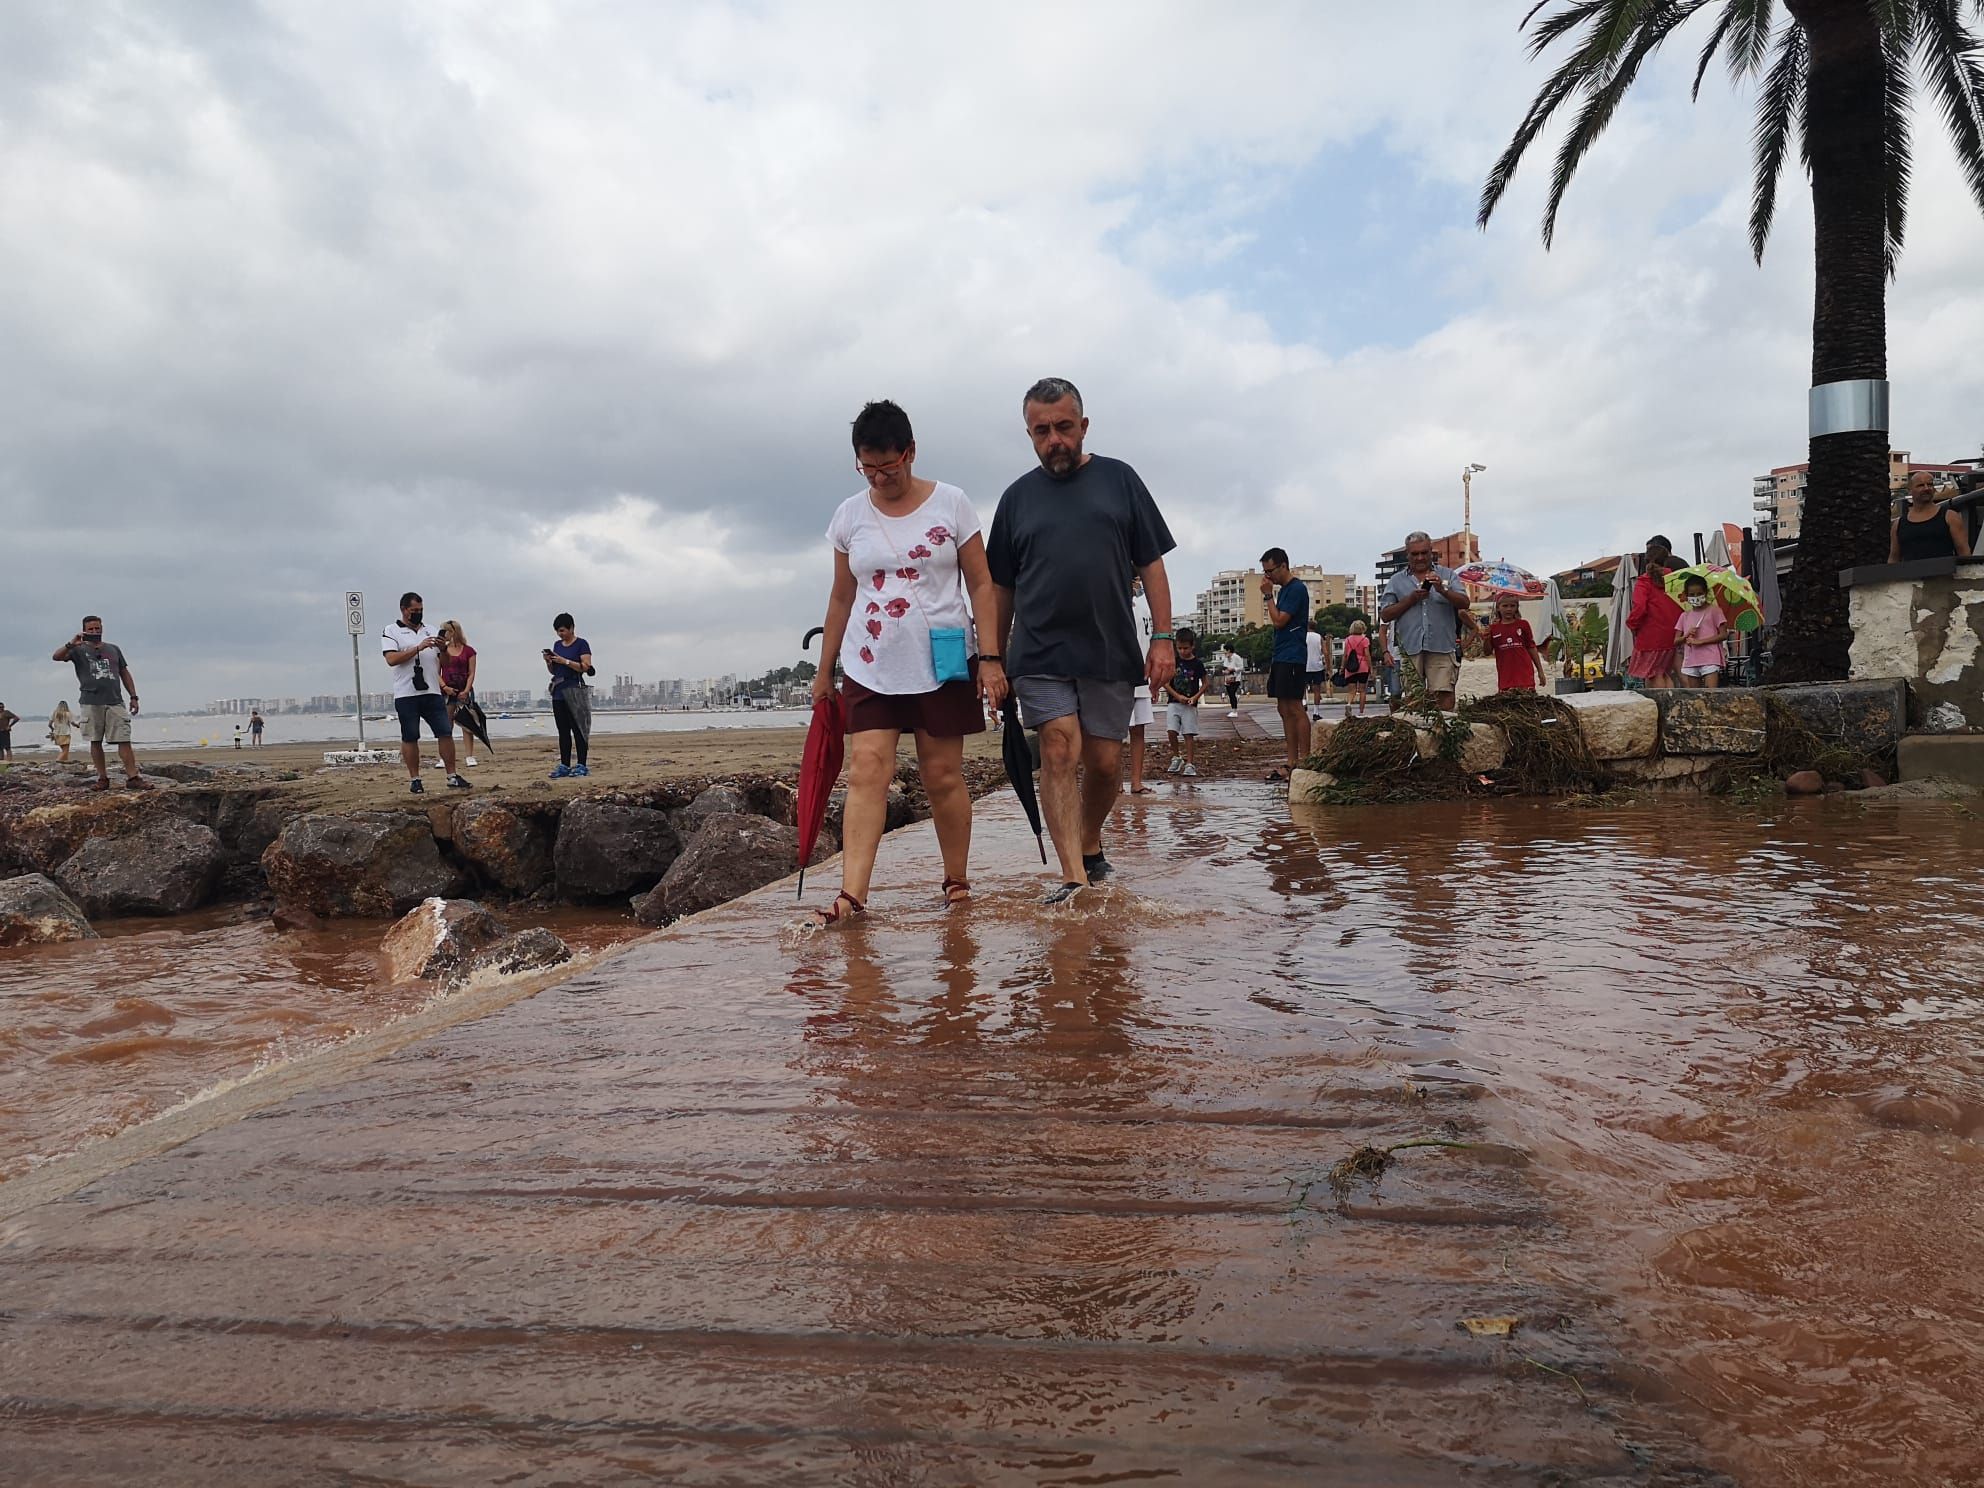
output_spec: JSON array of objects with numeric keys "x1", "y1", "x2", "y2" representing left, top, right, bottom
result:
[
  {"x1": 1260, "y1": 548, "x2": 1310, "y2": 780},
  {"x1": 987, "y1": 378, "x2": 1176, "y2": 903}
]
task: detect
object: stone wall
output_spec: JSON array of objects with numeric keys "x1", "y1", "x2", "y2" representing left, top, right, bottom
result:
[{"x1": 1848, "y1": 559, "x2": 1984, "y2": 730}]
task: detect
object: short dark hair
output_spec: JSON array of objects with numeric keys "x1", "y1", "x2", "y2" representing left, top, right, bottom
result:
[
  {"x1": 399, "y1": 592, "x2": 422, "y2": 609},
  {"x1": 1646, "y1": 535, "x2": 1672, "y2": 553},
  {"x1": 851, "y1": 400, "x2": 914, "y2": 455},
  {"x1": 1177, "y1": 626, "x2": 1197, "y2": 645},
  {"x1": 1022, "y1": 377, "x2": 1082, "y2": 414},
  {"x1": 1682, "y1": 574, "x2": 1710, "y2": 592},
  {"x1": 553, "y1": 612, "x2": 575, "y2": 630},
  {"x1": 82, "y1": 614, "x2": 102, "y2": 626},
  {"x1": 1260, "y1": 547, "x2": 1289, "y2": 569}
]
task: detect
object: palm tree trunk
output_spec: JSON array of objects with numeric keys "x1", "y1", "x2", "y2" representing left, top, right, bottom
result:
[{"x1": 1772, "y1": 0, "x2": 1890, "y2": 683}]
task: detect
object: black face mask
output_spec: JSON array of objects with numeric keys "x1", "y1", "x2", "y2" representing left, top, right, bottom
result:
[{"x1": 408, "y1": 609, "x2": 425, "y2": 626}]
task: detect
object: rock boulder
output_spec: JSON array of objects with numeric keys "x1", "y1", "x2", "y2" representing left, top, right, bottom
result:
[
  {"x1": 1412, "y1": 718, "x2": 1508, "y2": 772},
  {"x1": 679, "y1": 783, "x2": 749, "y2": 827},
  {"x1": 380, "y1": 897, "x2": 509, "y2": 982},
  {"x1": 554, "y1": 800, "x2": 681, "y2": 901},
  {"x1": 0, "y1": 873, "x2": 98, "y2": 945},
  {"x1": 632, "y1": 812, "x2": 799, "y2": 925},
  {"x1": 1785, "y1": 769, "x2": 1827, "y2": 796},
  {"x1": 54, "y1": 815, "x2": 225, "y2": 917},
  {"x1": 262, "y1": 811, "x2": 466, "y2": 917},
  {"x1": 1768, "y1": 679, "x2": 1909, "y2": 754},
  {"x1": 1558, "y1": 691, "x2": 1660, "y2": 761},
  {"x1": 2, "y1": 795, "x2": 154, "y2": 875},
  {"x1": 1653, "y1": 690, "x2": 1766, "y2": 755},
  {"x1": 453, "y1": 799, "x2": 556, "y2": 895},
  {"x1": 459, "y1": 927, "x2": 575, "y2": 982}
]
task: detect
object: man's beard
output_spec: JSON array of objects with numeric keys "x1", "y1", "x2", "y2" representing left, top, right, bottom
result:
[{"x1": 1041, "y1": 446, "x2": 1080, "y2": 477}]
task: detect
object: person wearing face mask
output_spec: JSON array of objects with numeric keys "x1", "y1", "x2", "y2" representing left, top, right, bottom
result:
[
  {"x1": 1671, "y1": 575, "x2": 1732, "y2": 688},
  {"x1": 381, "y1": 591, "x2": 470, "y2": 795}
]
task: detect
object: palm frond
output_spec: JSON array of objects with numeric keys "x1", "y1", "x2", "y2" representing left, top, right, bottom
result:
[
  {"x1": 1482, "y1": 1, "x2": 1706, "y2": 231},
  {"x1": 1883, "y1": 21, "x2": 1913, "y2": 275},
  {"x1": 1691, "y1": 2, "x2": 1740, "y2": 98},
  {"x1": 1748, "y1": 22, "x2": 1808, "y2": 264},
  {"x1": 1723, "y1": 0, "x2": 1777, "y2": 80},
  {"x1": 1541, "y1": 2, "x2": 1714, "y2": 246},
  {"x1": 1915, "y1": 0, "x2": 1984, "y2": 215}
]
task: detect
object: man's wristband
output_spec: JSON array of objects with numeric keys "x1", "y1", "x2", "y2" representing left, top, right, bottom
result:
[
  {"x1": 1151, "y1": 632, "x2": 1173, "y2": 641},
  {"x1": 978, "y1": 654, "x2": 1002, "y2": 663}
]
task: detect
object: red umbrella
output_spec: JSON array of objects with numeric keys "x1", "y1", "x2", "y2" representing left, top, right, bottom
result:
[{"x1": 796, "y1": 691, "x2": 846, "y2": 899}]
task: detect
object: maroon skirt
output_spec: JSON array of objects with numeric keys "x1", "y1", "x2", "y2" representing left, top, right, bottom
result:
[{"x1": 842, "y1": 662, "x2": 985, "y2": 737}]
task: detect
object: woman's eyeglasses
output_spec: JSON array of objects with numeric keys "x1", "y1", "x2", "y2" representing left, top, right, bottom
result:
[{"x1": 857, "y1": 454, "x2": 909, "y2": 479}]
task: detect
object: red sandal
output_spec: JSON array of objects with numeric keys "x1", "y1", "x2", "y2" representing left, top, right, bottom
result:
[
  {"x1": 809, "y1": 890, "x2": 864, "y2": 928},
  {"x1": 941, "y1": 877, "x2": 971, "y2": 906}
]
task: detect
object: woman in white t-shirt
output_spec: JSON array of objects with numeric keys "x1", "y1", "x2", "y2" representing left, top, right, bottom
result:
[{"x1": 808, "y1": 400, "x2": 1008, "y2": 927}]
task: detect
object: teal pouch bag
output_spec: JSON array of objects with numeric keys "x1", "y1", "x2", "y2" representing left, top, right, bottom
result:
[{"x1": 929, "y1": 627, "x2": 969, "y2": 684}]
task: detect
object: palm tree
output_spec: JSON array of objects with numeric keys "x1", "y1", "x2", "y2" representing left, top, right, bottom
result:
[{"x1": 1480, "y1": 1, "x2": 1984, "y2": 682}]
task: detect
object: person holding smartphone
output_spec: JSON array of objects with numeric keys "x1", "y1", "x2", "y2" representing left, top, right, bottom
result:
[
  {"x1": 545, "y1": 613, "x2": 594, "y2": 778},
  {"x1": 51, "y1": 615, "x2": 149, "y2": 790},
  {"x1": 381, "y1": 592, "x2": 470, "y2": 795},
  {"x1": 1378, "y1": 532, "x2": 1470, "y2": 710}
]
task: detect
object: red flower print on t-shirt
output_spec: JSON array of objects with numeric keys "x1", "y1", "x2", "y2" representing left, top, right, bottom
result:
[
  {"x1": 884, "y1": 598, "x2": 910, "y2": 619},
  {"x1": 925, "y1": 526, "x2": 951, "y2": 546},
  {"x1": 907, "y1": 544, "x2": 932, "y2": 560},
  {"x1": 871, "y1": 569, "x2": 887, "y2": 590},
  {"x1": 895, "y1": 566, "x2": 919, "y2": 581},
  {"x1": 864, "y1": 601, "x2": 881, "y2": 614},
  {"x1": 859, "y1": 645, "x2": 874, "y2": 664},
  {"x1": 865, "y1": 618, "x2": 883, "y2": 639}
]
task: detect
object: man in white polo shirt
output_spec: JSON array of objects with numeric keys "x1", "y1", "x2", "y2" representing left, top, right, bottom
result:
[{"x1": 381, "y1": 590, "x2": 470, "y2": 796}]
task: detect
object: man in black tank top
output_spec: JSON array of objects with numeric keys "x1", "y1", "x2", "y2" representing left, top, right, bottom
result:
[{"x1": 1890, "y1": 471, "x2": 1971, "y2": 563}]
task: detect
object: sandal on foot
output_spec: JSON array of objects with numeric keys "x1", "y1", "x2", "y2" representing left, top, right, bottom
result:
[
  {"x1": 1264, "y1": 768, "x2": 1288, "y2": 783},
  {"x1": 941, "y1": 877, "x2": 971, "y2": 906},
  {"x1": 810, "y1": 890, "x2": 864, "y2": 928},
  {"x1": 1042, "y1": 881, "x2": 1086, "y2": 906}
]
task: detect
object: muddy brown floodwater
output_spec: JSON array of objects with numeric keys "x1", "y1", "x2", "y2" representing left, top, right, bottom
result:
[
  {"x1": 1, "y1": 783, "x2": 1980, "y2": 1485},
  {"x1": 0, "y1": 907, "x2": 650, "y2": 1182}
]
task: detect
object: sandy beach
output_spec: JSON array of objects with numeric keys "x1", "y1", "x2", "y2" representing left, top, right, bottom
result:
[{"x1": 129, "y1": 727, "x2": 1012, "y2": 815}]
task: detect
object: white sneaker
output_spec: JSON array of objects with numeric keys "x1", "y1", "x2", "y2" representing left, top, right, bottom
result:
[
  {"x1": 1166, "y1": 756, "x2": 1183, "y2": 774},
  {"x1": 464, "y1": 756, "x2": 478, "y2": 768},
  {"x1": 1182, "y1": 763, "x2": 1199, "y2": 776},
  {"x1": 1227, "y1": 710, "x2": 1240, "y2": 719}
]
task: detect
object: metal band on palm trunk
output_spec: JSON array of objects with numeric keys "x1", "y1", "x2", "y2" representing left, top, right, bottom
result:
[{"x1": 1809, "y1": 379, "x2": 1888, "y2": 437}]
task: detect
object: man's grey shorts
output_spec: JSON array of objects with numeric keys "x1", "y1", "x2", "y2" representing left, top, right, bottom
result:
[{"x1": 1012, "y1": 676, "x2": 1136, "y2": 741}]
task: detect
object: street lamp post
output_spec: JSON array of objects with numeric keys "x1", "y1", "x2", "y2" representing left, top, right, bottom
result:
[{"x1": 1461, "y1": 463, "x2": 1487, "y2": 562}]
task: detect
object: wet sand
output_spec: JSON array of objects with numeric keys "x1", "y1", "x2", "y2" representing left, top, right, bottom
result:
[{"x1": 3, "y1": 784, "x2": 1979, "y2": 1483}]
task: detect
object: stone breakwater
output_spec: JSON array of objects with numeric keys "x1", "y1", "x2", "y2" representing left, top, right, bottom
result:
[{"x1": 0, "y1": 759, "x2": 1005, "y2": 943}]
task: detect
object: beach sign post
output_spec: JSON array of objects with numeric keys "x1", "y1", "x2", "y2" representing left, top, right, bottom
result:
[{"x1": 345, "y1": 591, "x2": 367, "y2": 747}]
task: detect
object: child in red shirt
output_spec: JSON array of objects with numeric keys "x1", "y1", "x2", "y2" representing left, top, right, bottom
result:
[{"x1": 1487, "y1": 595, "x2": 1546, "y2": 693}]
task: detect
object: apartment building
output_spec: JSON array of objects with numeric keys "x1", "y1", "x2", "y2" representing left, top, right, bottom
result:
[
  {"x1": 1754, "y1": 449, "x2": 1978, "y2": 540},
  {"x1": 1194, "y1": 566, "x2": 1356, "y2": 634}
]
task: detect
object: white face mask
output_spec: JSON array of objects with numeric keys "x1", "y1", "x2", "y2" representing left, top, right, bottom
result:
[{"x1": 1685, "y1": 595, "x2": 1710, "y2": 610}]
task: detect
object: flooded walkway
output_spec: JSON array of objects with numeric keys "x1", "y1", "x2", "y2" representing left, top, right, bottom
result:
[{"x1": 2, "y1": 783, "x2": 1980, "y2": 1484}]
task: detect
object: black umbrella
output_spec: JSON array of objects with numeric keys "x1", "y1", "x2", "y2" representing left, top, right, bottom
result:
[
  {"x1": 454, "y1": 696, "x2": 495, "y2": 756},
  {"x1": 1000, "y1": 696, "x2": 1046, "y2": 864}
]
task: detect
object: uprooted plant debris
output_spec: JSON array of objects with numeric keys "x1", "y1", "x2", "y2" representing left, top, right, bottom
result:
[
  {"x1": 1759, "y1": 693, "x2": 1888, "y2": 782},
  {"x1": 1287, "y1": 1135, "x2": 1479, "y2": 1215},
  {"x1": 1304, "y1": 693, "x2": 1606, "y2": 803}
]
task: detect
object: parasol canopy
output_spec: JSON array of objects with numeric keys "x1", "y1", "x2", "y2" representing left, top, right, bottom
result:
[
  {"x1": 1001, "y1": 696, "x2": 1047, "y2": 864},
  {"x1": 795, "y1": 691, "x2": 846, "y2": 899},
  {"x1": 1663, "y1": 563, "x2": 1762, "y2": 633},
  {"x1": 1604, "y1": 551, "x2": 1640, "y2": 676},
  {"x1": 1455, "y1": 560, "x2": 1546, "y2": 600}
]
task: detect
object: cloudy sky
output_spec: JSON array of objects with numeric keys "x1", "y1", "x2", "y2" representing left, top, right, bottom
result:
[{"x1": 3, "y1": 2, "x2": 1980, "y2": 712}]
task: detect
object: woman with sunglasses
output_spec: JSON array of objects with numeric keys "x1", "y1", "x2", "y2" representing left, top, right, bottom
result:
[{"x1": 808, "y1": 400, "x2": 1007, "y2": 926}]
